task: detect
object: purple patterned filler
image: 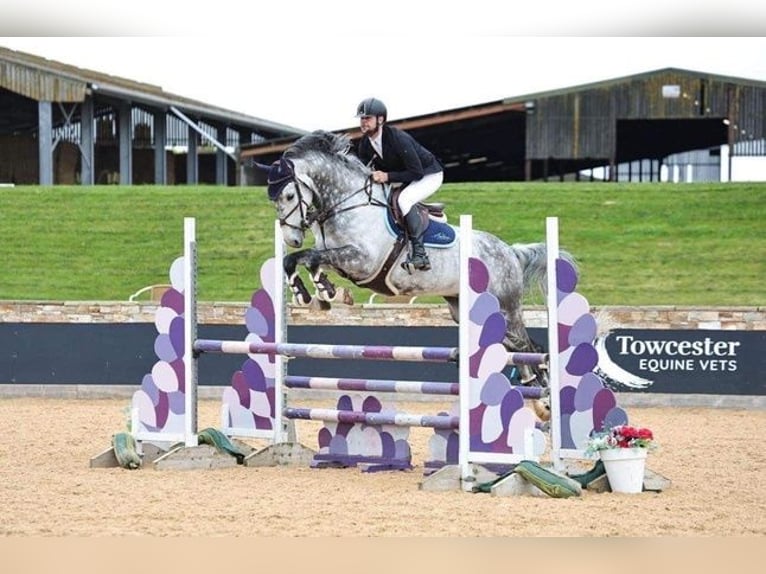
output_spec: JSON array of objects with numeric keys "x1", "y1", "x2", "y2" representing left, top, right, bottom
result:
[
  {"x1": 566, "y1": 343, "x2": 599, "y2": 376},
  {"x1": 568, "y1": 313, "x2": 597, "y2": 346},
  {"x1": 131, "y1": 254, "x2": 186, "y2": 437},
  {"x1": 221, "y1": 257, "x2": 279, "y2": 433},
  {"x1": 466, "y1": 256, "x2": 546, "y2": 458},
  {"x1": 468, "y1": 257, "x2": 490, "y2": 293},
  {"x1": 426, "y1": 404, "x2": 460, "y2": 472},
  {"x1": 554, "y1": 254, "x2": 628, "y2": 451},
  {"x1": 556, "y1": 258, "x2": 578, "y2": 294},
  {"x1": 309, "y1": 394, "x2": 413, "y2": 471}
]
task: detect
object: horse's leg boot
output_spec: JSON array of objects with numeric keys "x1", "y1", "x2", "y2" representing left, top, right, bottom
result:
[{"x1": 403, "y1": 210, "x2": 430, "y2": 271}]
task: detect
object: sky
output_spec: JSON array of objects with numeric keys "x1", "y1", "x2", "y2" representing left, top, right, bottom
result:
[{"x1": 2, "y1": 4, "x2": 766, "y2": 132}]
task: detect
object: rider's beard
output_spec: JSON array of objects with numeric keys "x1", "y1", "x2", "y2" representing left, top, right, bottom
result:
[{"x1": 360, "y1": 120, "x2": 381, "y2": 137}]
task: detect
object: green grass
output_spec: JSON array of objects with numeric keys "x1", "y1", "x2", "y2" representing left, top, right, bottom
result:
[{"x1": 0, "y1": 182, "x2": 764, "y2": 306}]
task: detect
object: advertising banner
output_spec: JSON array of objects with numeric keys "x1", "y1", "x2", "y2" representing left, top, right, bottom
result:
[{"x1": 595, "y1": 329, "x2": 766, "y2": 395}]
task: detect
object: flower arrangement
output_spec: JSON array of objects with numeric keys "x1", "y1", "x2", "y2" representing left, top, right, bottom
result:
[{"x1": 585, "y1": 424, "x2": 656, "y2": 456}]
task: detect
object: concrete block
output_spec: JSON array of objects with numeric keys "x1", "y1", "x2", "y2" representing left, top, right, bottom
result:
[
  {"x1": 643, "y1": 467, "x2": 672, "y2": 492},
  {"x1": 419, "y1": 465, "x2": 461, "y2": 492},
  {"x1": 491, "y1": 473, "x2": 548, "y2": 497},
  {"x1": 152, "y1": 445, "x2": 239, "y2": 470},
  {"x1": 243, "y1": 442, "x2": 317, "y2": 467},
  {"x1": 587, "y1": 473, "x2": 612, "y2": 493},
  {"x1": 89, "y1": 447, "x2": 119, "y2": 468}
]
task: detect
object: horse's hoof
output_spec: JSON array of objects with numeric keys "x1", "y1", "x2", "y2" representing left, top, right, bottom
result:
[
  {"x1": 292, "y1": 294, "x2": 312, "y2": 306},
  {"x1": 338, "y1": 287, "x2": 354, "y2": 306},
  {"x1": 308, "y1": 297, "x2": 331, "y2": 311},
  {"x1": 531, "y1": 398, "x2": 551, "y2": 421}
]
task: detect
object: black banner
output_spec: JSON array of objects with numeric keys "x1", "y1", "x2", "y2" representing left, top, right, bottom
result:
[
  {"x1": 1, "y1": 323, "x2": 764, "y2": 396},
  {"x1": 594, "y1": 329, "x2": 766, "y2": 396}
]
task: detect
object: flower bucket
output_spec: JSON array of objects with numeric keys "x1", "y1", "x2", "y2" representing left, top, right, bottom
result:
[{"x1": 599, "y1": 447, "x2": 647, "y2": 493}]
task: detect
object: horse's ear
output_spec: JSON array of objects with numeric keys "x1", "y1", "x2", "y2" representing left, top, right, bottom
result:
[
  {"x1": 253, "y1": 161, "x2": 272, "y2": 173},
  {"x1": 266, "y1": 157, "x2": 295, "y2": 200}
]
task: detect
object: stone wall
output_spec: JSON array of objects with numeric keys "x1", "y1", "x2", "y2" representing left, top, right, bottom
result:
[{"x1": 1, "y1": 300, "x2": 764, "y2": 331}]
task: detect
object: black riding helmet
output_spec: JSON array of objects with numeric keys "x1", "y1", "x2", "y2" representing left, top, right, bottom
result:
[{"x1": 356, "y1": 97, "x2": 387, "y2": 120}]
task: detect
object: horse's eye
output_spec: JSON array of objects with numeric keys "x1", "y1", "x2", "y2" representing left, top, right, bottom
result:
[{"x1": 285, "y1": 193, "x2": 295, "y2": 202}]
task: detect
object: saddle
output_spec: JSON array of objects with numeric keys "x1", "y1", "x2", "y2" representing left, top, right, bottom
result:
[
  {"x1": 387, "y1": 187, "x2": 447, "y2": 234},
  {"x1": 357, "y1": 187, "x2": 453, "y2": 295}
]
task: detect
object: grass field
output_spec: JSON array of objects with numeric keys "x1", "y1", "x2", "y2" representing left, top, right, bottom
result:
[{"x1": 0, "y1": 182, "x2": 763, "y2": 306}]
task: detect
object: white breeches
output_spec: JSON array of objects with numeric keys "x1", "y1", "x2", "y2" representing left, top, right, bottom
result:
[{"x1": 397, "y1": 171, "x2": 444, "y2": 215}]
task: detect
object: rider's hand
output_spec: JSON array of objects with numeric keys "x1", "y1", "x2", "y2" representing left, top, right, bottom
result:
[{"x1": 372, "y1": 170, "x2": 388, "y2": 184}]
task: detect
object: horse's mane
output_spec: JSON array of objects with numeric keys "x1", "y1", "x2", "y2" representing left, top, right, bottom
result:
[{"x1": 284, "y1": 130, "x2": 368, "y2": 175}]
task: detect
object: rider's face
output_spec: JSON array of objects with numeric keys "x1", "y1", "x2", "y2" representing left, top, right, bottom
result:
[{"x1": 359, "y1": 115, "x2": 381, "y2": 136}]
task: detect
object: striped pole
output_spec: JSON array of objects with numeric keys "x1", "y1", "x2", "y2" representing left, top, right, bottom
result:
[
  {"x1": 284, "y1": 375, "x2": 547, "y2": 399},
  {"x1": 284, "y1": 407, "x2": 460, "y2": 430},
  {"x1": 507, "y1": 352, "x2": 549, "y2": 366},
  {"x1": 194, "y1": 339, "x2": 459, "y2": 363}
]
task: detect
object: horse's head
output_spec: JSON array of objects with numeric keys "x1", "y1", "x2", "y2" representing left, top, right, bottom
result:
[
  {"x1": 260, "y1": 130, "x2": 372, "y2": 248},
  {"x1": 262, "y1": 157, "x2": 314, "y2": 248}
]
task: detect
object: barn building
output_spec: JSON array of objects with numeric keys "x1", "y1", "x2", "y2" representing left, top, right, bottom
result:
[
  {"x1": 2, "y1": 45, "x2": 764, "y2": 186},
  {"x1": 240, "y1": 68, "x2": 766, "y2": 183},
  {"x1": 0, "y1": 46, "x2": 305, "y2": 186}
]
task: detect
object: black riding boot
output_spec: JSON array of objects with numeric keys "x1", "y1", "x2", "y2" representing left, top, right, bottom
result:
[{"x1": 404, "y1": 210, "x2": 431, "y2": 271}]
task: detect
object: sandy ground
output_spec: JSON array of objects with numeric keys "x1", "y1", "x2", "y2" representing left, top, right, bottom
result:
[{"x1": 1, "y1": 397, "x2": 764, "y2": 537}]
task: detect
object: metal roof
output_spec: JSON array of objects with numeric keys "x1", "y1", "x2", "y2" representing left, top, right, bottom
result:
[
  {"x1": 239, "y1": 67, "x2": 766, "y2": 182},
  {"x1": 0, "y1": 45, "x2": 307, "y2": 137},
  {"x1": 497, "y1": 66, "x2": 766, "y2": 103}
]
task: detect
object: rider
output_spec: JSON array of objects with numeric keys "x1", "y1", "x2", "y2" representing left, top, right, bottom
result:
[{"x1": 355, "y1": 97, "x2": 443, "y2": 271}]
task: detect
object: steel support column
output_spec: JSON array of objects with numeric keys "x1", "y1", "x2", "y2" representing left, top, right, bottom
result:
[
  {"x1": 154, "y1": 110, "x2": 167, "y2": 185},
  {"x1": 216, "y1": 125, "x2": 228, "y2": 185},
  {"x1": 186, "y1": 124, "x2": 198, "y2": 184},
  {"x1": 118, "y1": 101, "x2": 132, "y2": 185},
  {"x1": 80, "y1": 97, "x2": 95, "y2": 185},
  {"x1": 38, "y1": 101, "x2": 53, "y2": 185}
]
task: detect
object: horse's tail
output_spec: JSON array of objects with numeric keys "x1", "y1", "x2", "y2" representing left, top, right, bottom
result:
[{"x1": 510, "y1": 242, "x2": 579, "y2": 297}]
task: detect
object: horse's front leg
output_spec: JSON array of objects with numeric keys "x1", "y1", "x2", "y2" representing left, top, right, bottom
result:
[
  {"x1": 283, "y1": 247, "x2": 358, "y2": 308},
  {"x1": 283, "y1": 249, "x2": 314, "y2": 306}
]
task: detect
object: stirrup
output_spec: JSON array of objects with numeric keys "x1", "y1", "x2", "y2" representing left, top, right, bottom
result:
[{"x1": 409, "y1": 254, "x2": 431, "y2": 271}]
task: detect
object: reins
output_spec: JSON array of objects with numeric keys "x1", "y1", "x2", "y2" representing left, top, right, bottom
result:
[
  {"x1": 307, "y1": 176, "x2": 386, "y2": 226},
  {"x1": 285, "y1": 174, "x2": 387, "y2": 242}
]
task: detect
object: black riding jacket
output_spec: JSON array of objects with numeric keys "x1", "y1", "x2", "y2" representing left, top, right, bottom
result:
[{"x1": 357, "y1": 124, "x2": 442, "y2": 184}]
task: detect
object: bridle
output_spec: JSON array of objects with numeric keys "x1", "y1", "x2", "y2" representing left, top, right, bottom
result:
[{"x1": 274, "y1": 167, "x2": 387, "y2": 240}]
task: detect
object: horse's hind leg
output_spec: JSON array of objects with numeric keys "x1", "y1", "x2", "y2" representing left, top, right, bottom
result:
[
  {"x1": 502, "y1": 309, "x2": 549, "y2": 388},
  {"x1": 449, "y1": 295, "x2": 549, "y2": 419}
]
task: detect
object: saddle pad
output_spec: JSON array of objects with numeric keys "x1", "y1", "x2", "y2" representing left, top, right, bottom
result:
[{"x1": 384, "y1": 210, "x2": 456, "y2": 247}]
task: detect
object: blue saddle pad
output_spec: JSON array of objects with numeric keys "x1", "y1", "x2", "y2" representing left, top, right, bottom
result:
[{"x1": 385, "y1": 210, "x2": 456, "y2": 248}]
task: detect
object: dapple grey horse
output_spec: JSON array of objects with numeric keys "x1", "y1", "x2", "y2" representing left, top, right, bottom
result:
[{"x1": 262, "y1": 130, "x2": 579, "y2": 387}]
